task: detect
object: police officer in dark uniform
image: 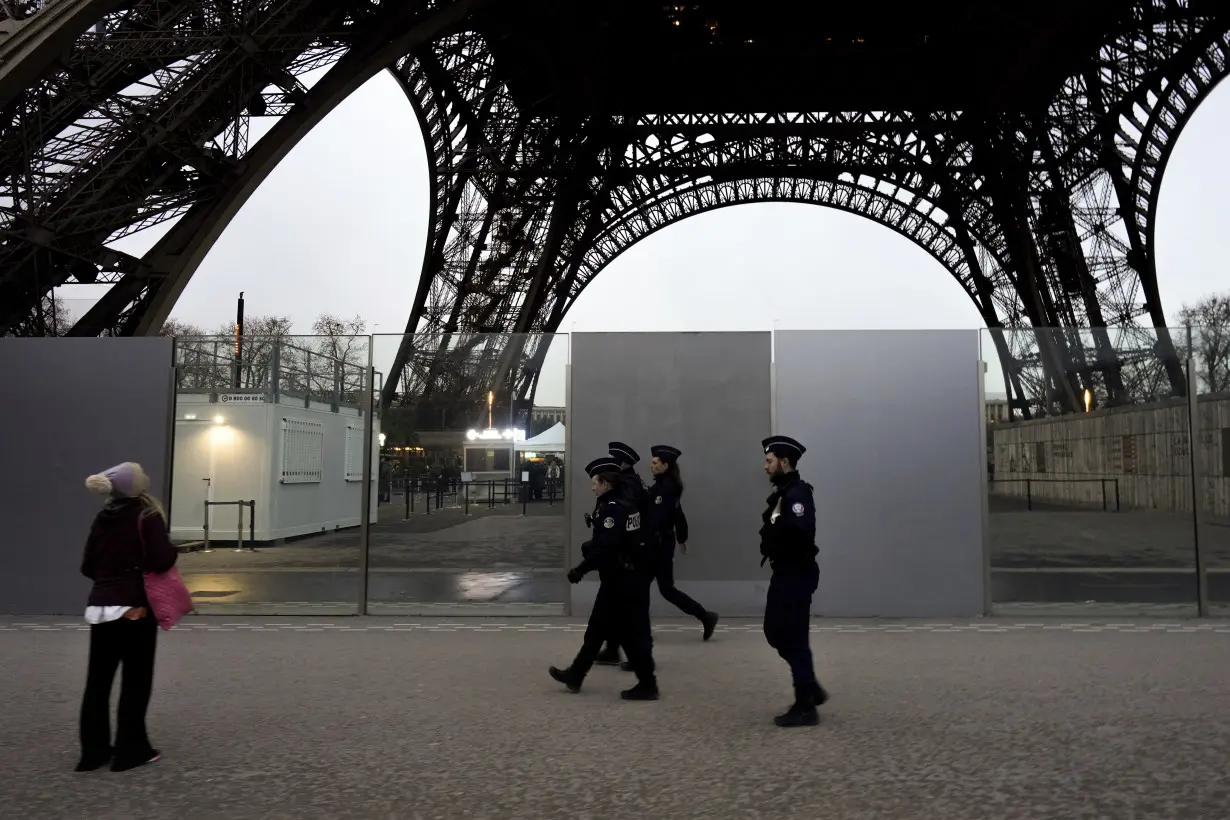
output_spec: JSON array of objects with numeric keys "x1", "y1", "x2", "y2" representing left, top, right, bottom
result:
[
  {"x1": 549, "y1": 457, "x2": 658, "y2": 700},
  {"x1": 759, "y1": 435, "x2": 828, "y2": 727},
  {"x1": 594, "y1": 441, "x2": 650, "y2": 666},
  {"x1": 641, "y1": 445, "x2": 718, "y2": 640}
]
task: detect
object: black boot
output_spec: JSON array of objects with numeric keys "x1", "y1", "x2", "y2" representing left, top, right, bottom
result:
[
  {"x1": 549, "y1": 666, "x2": 583, "y2": 693},
  {"x1": 701, "y1": 611, "x2": 719, "y2": 641},
  {"x1": 812, "y1": 681, "x2": 829, "y2": 706},
  {"x1": 774, "y1": 686, "x2": 819, "y2": 727},
  {"x1": 620, "y1": 675, "x2": 660, "y2": 701},
  {"x1": 595, "y1": 642, "x2": 621, "y2": 666}
]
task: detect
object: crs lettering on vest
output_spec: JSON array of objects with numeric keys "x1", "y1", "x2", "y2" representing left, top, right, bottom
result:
[{"x1": 626, "y1": 512, "x2": 641, "y2": 532}]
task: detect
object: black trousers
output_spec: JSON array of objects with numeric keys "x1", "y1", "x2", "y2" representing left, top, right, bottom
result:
[
  {"x1": 763, "y1": 568, "x2": 819, "y2": 688},
  {"x1": 79, "y1": 616, "x2": 158, "y2": 765},
  {"x1": 575, "y1": 572, "x2": 655, "y2": 683},
  {"x1": 653, "y1": 545, "x2": 708, "y2": 620},
  {"x1": 602, "y1": 546, "x2": 705, "y2": 658}
]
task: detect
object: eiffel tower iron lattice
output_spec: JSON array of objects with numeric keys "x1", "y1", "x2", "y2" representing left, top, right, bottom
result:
[{"x1": 1, "y1": 1, "x2": 1228, "y2": 423}]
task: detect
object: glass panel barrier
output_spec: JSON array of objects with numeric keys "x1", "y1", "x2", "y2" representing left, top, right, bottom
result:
[
  {"x1": 366, "y1": 332, "x2": 568, "y2": 616},
  {"x1": 1190, "y1": 325, "x2": 1230, "y2": 615},
  {"x1": 170, "y1": 334, "x2": 369, "y2": 615},
  {"x1": 982, "y1": 326, "x2": 1199, "y2": 616}
]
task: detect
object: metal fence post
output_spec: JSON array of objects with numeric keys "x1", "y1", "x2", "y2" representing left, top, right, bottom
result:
[
  {"x1": 234, "y1": 503, "x2": 244, "y2": 552},
  {"x1": 357, "y1": 356, "x2": 375, "y2": 617},
  {"x1": 202, "y1": 499, "x2": 211, "y2": 553},
  {"x1": 1186, "y1": 346, "x2": 1209, "y2": 617}
]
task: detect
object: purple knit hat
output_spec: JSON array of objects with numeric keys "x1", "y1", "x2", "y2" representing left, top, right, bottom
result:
[{"x1": 85, "y1": 462, "x2": 150, "y2": 498}]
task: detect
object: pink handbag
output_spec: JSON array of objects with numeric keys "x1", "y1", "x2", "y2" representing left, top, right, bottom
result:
[{"x1": 139, "y1": 518, "x2": 194, "y2": 630}]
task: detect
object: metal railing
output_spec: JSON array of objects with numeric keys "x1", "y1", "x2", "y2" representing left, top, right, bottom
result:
[
  {"x1": 174, "y1": 337, "x2": 368, "y2": 410},
  {"x1": 203, "y1": 499, "x2": 256, "y2": 552},
  {"x1": 383, "y1": 478, "x2": 565, "y2": 518},
  {"x1": 989, "y1": 478, "x2": 1120, "y2": 512}
]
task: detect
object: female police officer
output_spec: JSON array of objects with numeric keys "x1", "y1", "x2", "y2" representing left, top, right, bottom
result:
[
  {"x1": 549, "y1": 456, "x2": 658, "y2": 700},
  {"x1": 643, "y1": 445, "x2": 718, "y2": 639},
  {"x1": 759, "y1": 435, "x2": 828, "y2": 727}
]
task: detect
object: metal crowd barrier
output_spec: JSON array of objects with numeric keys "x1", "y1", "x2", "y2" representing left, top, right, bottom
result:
[{"x1": 203, "y1": 499, "x2": 257, "y2": 552}]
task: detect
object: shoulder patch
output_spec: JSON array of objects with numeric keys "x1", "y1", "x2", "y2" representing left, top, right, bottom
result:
[
  {"x1": 603, "y1": 517, "x2": 615, "y2": 529},
  {"x1": 791, "y1": 502, "x2": 805, "y2": 517}
]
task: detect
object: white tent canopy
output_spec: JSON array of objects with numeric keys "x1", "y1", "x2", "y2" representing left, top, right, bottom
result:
[{"x1": 515, "y1": 421, "x2": 565, "y2": 453}]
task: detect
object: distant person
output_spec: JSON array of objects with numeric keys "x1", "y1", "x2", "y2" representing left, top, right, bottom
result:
[
  {"x1": 758, "y1": 436, "x2": 828, "y2": 728},
  {"x1": 77, "y1": 462, "x2": 179, "y2": 771},
  {"x1": 551, "y1": 457, "x2": 657, "y2": 700}
]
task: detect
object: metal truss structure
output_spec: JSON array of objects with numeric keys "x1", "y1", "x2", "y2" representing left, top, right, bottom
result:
[{"x1": 2, "y1": 1, "x2": 1228, "y2": 424}]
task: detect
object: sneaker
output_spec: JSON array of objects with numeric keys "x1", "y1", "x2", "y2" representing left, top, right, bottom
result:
[
  {"x1": 110, "y1": 751, "x2": 161, "y2": 772},
  {"x1": 702, "y1": 612, "x2": 719, "y2": 641},
  {"x1": 74, "y1": 753, "x2": 112, "y2": 773}
]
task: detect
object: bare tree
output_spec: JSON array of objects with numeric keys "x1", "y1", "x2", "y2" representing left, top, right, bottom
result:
[
  {"x1": 227, "y1": 315, "x2": 295, "y2": 390},
  {"x1": 3, "y1": 294, "x2": 73, "y2": 337},
  {"x1": 308, "y1": 313, "x2": 368, "y2": 399},
  {"x1": 1177, "y1": 292, "x2": 1230, "y2": 394},
  {"x1": 158, "y1": 317, "x2": 207, "y2": 337}
]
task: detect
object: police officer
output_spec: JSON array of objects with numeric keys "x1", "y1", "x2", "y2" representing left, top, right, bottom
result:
[
  {"x1": 642, "y1": 445, "x2": 718, "y2": 640},
  {"x1": 594, "y1": 441, "x2": 650, "y2": 666},
  {"x1": 759, "y1": 435, "x2": 828, "y2": 727},
  {"x1": 549, "y1": 457, "x2": 658, "y2": 700}
]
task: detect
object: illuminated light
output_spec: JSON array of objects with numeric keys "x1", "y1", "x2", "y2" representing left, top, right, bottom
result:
[
  {"x1": 1083, "y1": 389, "x2": 1092, "y2": 413},
  {"x1": 672, "y1": 19, "x2": 680, "y2": 25},
  {"x1": 184, "y1": 414, "x2": 197, "y2": 421},
  {"x1": 379, "y1": 433, "x2": 387, "y2": 447},
  {"x1": 213, "y1": 415, "x2": 225, "y2": 424},
  {"x1": 466, "y1": 428, "x2": 526, "y2": 442}
]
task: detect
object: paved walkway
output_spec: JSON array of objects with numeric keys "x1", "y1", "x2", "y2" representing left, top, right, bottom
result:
[{"x1": 3, "y1": 616, "x2": 1229, "y2": 819}]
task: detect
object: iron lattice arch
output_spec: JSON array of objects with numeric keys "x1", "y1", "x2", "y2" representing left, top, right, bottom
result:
[{"x1": 0, "y1": 2, "x2": 1228, "y2": 421}]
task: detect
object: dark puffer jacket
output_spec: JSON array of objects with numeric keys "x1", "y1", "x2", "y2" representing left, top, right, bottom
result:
[{"x1": 80, "y1": 497, "x2": 178, "y2": 607}]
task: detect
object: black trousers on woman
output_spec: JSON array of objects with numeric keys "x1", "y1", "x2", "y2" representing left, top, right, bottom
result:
[{"x1": 78, "y1": 616, "x2": 158, "y2": 769}]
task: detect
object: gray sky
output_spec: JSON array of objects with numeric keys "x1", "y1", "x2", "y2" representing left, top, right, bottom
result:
[{"x1": 66, "y1": 69, "x2": 1230, "y2": 408}]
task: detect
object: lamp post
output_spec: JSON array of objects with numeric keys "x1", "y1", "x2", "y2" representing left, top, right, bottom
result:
[{"x1": 233, "y1": 291, "x2": 244, "y2": 389}]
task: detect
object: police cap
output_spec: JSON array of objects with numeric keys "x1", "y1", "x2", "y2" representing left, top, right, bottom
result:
[
  {"x1": 585, "y1": 457, "x2": 623, "y2": 478},
  {"x1": 608, "y1": 441, "x2": 640, "y2": 465},
  {"x1": 762, "y1": 435, "x2": 805, "y2": 462},
  {"x1": 650, "y1": 445, "x2": 682, "y2": 463}
]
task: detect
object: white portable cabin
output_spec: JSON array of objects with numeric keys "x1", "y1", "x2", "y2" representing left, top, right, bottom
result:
[{"x1": 169, "y1": 337, "x2": 380, "y2": 544}]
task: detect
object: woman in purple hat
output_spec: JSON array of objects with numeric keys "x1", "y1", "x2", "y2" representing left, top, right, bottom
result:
[{"x1": 76, "y1": 462, "x2": 178, "y2": 772}]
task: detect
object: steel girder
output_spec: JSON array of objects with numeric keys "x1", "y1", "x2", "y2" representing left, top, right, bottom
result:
[
  {"x1": 1, "y1": 1, "x2": 1227, "y2": 421},
  {"x1": 0, "y1": 0, "x2": 482, "y2": 336}
]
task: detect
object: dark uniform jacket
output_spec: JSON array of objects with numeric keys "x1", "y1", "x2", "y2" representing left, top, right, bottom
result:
[
  {"x1": 758, "y1": 472, "x2": 818, "y2": 572},
  {"x1": 81, "y1": 498, "x2": 178, "y2": 607},
  {"x1": 575, "y1": 489, "x2": 643, "y2": 577},
  {"x1": 619, "y1": 468, "x2": 650, "y2": 518},
  {"x1": 646, "y1": 474, "x2": 689, "y2": 549}
]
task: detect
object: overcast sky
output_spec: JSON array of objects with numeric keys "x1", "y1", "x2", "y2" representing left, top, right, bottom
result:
[{"x1": 68, "y1": 69, "x2": 1230, "y2": 408}]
